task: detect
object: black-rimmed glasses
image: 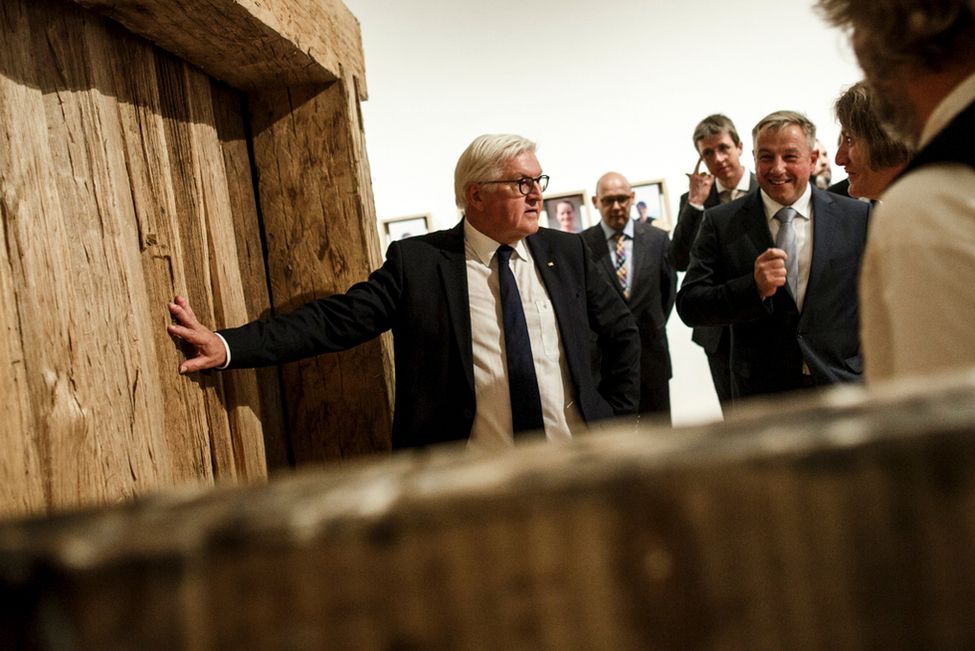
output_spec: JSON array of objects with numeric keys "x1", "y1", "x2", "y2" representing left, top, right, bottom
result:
[{"x1": 478, "y1": 175, "x2": 550, "y2": 195}]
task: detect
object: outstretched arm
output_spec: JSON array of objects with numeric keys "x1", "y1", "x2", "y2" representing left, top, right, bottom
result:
[{"x1": 167, "y1": 295, "x2": 228, "y2": 374}]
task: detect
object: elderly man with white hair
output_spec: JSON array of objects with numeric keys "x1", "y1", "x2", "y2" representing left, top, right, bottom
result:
[{"x1": 167, "y1": 134, "x2": 639, "y2": 450}]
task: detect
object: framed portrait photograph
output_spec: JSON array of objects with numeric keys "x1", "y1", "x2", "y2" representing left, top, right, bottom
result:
[
  {"x1": 630, "y1": 179, "x2": 674, "y2": 233},
  {"x1": 380, "y1": 213, "x2": 431, "y2": 250},
  {"x1": 542, "y1": 190, "x2": 591, "y2": 233}
]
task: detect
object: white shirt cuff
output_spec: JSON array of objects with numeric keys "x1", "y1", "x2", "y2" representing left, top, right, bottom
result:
[{"x1": 215, "y1": 332, "x2": 231, "y2": 369}]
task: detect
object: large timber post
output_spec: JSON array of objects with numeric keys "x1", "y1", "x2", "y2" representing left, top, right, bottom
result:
[
  {"x1": 0, "y1": 0, "x2": 392, "y2": 518},
  {"x1": 248, "y1": 77, "x2": 395, "y2": 465}
]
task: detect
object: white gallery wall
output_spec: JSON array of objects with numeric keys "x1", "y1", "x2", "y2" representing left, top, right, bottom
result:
[{"x1": 342, "y1": 0, "x2": 865, "y2": 425}]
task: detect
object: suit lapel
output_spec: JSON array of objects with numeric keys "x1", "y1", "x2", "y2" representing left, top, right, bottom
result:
[
  {"x1": 801, "y1": 188, "x2": 833, "y2": 322},
  {"x1": 438, "y1": 221, "x2": 475, "y2": 394},
  {"x1": 743, "y1": 190, "x2": 775, "y2": 254},
  {"x1": 629, "y1": 224, "x2": 649, "y2": 302},
  {"x1": 526, "y1": 232, "x2": 581, "y2": 329},
  {"x1": 585, "y1": 227, "x2": 627, "y2": 302}
]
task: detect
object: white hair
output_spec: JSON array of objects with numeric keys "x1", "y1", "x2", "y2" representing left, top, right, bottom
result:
[{"x1": 454, "y1": 134, "x2": 537, "y2": 210}]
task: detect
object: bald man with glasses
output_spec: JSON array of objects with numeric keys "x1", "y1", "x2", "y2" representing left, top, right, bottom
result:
[
  {"x1": 168, "y1": 134, "x2": 640, "y2": 450},
  {"x1": 583, "y1": 172, "x2": 676, "y2": 421}
]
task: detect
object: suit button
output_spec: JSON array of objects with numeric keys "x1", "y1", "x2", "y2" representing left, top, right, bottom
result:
[{"x1": 463, "y1": 410, "x2": 473, "y2": 419}]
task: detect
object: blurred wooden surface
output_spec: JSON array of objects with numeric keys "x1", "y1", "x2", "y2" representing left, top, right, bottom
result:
[{"x1": 2, "y1": 374, "x2": 975, "y2": 650}]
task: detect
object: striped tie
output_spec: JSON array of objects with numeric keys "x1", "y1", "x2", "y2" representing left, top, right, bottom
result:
[{"x1": 613, "y1": 232, "x2": 628, "y2": 299}]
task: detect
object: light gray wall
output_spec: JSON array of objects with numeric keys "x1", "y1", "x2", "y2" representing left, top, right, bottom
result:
[{"x1": 344, "y1": 0, "x2": 863, "y2": 425}]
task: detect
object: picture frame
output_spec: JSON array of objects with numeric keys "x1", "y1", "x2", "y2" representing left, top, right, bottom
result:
[
  {"x1": 629, "y1": 179, "x2": 674, "y2": 233},
  {"x1": 380, "y1": 213, "x2": 432, "y2": 250},
  {"x1": 542, "y1": 190, "x2": 591, "y2": 233}
]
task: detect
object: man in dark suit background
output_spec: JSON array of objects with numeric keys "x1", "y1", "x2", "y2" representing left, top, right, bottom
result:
[
  {"x1": 167, "y1": 134, "x2": 640, "y2": 450},
  {"x1": 583, "y1": 172, "x2": 676, "y2": 420},
  {"x1": 677, "y1": 111, "x2": 870, "y2": 402},
  {"x1": 670, "y1": 114, "x2": 758, "y2": 408}
]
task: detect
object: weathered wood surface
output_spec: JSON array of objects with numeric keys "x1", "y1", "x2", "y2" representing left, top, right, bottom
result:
[
  {"x1": 248, "y1": 78, "x2": 394, "y2": 465},
  {"x1": 0, "y1": 0, "x2": 283, "y2": 516},
  {"x1": 68, "y1": 0, "x2": 368, "y2": 94},
  {"x1": 3, "y1": 374, "x2": 975, "y2": 650},
  {"x1": 210, "y1": 83, "x2": 293, "y2": 471}
]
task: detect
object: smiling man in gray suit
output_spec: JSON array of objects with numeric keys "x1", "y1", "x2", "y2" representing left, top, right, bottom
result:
[
  {"x1": 583, "y1": 172, "x2": 676, "y2": 420},
  {"x1": 677, "y1": 111, "x2": 870, "y2": 403}
]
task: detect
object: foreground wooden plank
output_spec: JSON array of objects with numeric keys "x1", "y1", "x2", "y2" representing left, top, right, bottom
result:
[
  {"x1": 69, "y1": 0, "x2": 367, "y2": 94},
  {"x1": 2, "y1": 373, "x2": 975, "y2": 649}
]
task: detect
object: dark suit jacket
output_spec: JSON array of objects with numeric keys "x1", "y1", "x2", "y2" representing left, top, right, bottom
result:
[
  {"x1": 827, "y1": 178, "x2": 851, "y2": 197},
  {"x1": 676, "y1": 187, "x2": 870, "y2": 400},
  {"x1": 582, "y1": 222, "x2": 675, "y2": 395},
  {"x1": 670, "y1": 174, "x2": 758, "y2": 356},
  {"x1": 219, "y1": 221, "x2": 641, "y2": 449}
]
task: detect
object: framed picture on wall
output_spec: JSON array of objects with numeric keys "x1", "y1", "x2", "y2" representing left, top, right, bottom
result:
[
  {"x1": 542, "y1": 190, "x2": 591, "y2": 233},
  {"x1": 630, "y1": 179, "x2": 674, "y2": 233},
  {"x1": 380, "y1": 213, "x2": 431, "y2": 250}
]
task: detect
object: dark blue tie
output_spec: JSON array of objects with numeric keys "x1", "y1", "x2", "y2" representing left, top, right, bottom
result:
[{"x1": 496, "y1": 245, "x2": 545, "y2": 435}]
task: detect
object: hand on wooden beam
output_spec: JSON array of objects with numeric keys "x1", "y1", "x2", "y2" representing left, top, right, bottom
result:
[{"x1": 167, "y1": 296, "x2": 228, "y2": 374}]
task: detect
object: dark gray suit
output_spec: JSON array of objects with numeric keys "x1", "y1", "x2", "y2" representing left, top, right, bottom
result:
[
  {"x1": 670, "y1": 174, "x2": 758, "y2": 404},
  {"x1": 219, "y1": 220, "x2": 641, "y2": 449},
  {"x1": 583, "y1": 221, "x2": 675, "y2": 417},
  {"x1": 676, "y1": 187, "x2": 870, "y2": 401}
]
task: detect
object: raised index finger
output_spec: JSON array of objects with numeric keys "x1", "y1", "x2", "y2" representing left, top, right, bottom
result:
[{"x1": 693, "y1": 155, "x2": 704, "y2": 175}]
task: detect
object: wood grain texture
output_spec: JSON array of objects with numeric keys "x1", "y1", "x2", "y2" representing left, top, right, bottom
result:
[
  {"x1": 248, "y1": 77, "x2": 393, "y2": 464},
  {"x1": 210, "y1": 81, "x2": 291, "y2": 471},
  {"x1": 68, "y1": 0, "x2": 368, "y2": 95},
  {"x1": 0, "y1": 0, "x2": 305, "y2": 515},
  {"x1": 0, "y1": 0, "x2": 48, "y2": 518},
  {"x1": 3, "y1": 375, "x2": 975, "y2": 649}
]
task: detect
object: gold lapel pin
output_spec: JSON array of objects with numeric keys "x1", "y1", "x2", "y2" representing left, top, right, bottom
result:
[{"x1": 548, "y1": 262, "x2": 554, "y2": 267}]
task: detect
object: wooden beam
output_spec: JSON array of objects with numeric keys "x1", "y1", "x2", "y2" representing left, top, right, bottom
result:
[
  {"x1": 0, "y1": 0, "x2": 293, "y2": 514},
  {"x1": 248, "y1": 78, "x2": 394, "y2": 463},
  {"x1": 68, "y1": 0, "x2": 368, "y2": 95},
  {"x1": 3, "y1": 375, "x2": 975, "y2": 648}
]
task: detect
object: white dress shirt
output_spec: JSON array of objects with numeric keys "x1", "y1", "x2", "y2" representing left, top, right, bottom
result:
[
  {"x1": 690, "y1": 169, "x2": 753, "y2": 210},
  {"x1": 464, "y1": 221, "x2": 583, "y2": 449},
  {"x1": 716, "y1": 169, "x2": 753, "y2": 202}
]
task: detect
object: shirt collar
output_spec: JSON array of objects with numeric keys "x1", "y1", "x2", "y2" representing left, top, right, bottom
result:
[
  {"x1": 598, "y1": 218, "x2": 634, "y2": 241},
  {"x1": 715, "y1": 168, "x2": 752, "y2": 194},
  {"x1": 760, "y1": 183, "x2": 813, "y2": 223},
  {"x1": 463, "y1": 218, "x2": 529, "y2": 266},
  {"x1": 920, "y1": 69, "x2": 975, "y2": 149}
]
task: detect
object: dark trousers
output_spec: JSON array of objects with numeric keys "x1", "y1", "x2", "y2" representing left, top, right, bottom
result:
[
  {"x1": 639, "y1": 382, "x2": 671, "y2": 425},
  {"x1": 706, "y1": 349, "x2": 733, "y2": 407}
]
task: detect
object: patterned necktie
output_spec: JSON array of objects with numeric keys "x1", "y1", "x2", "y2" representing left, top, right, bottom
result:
[
  {"x1": 774, "y1": 207, "x2": 799, "y2": 298},
  {"x1": 496, "y1": 245, "x2": 544, "y2": 436},
  {"x1": 613, "y1": 233, "x2": 629, "y2": 299}
]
